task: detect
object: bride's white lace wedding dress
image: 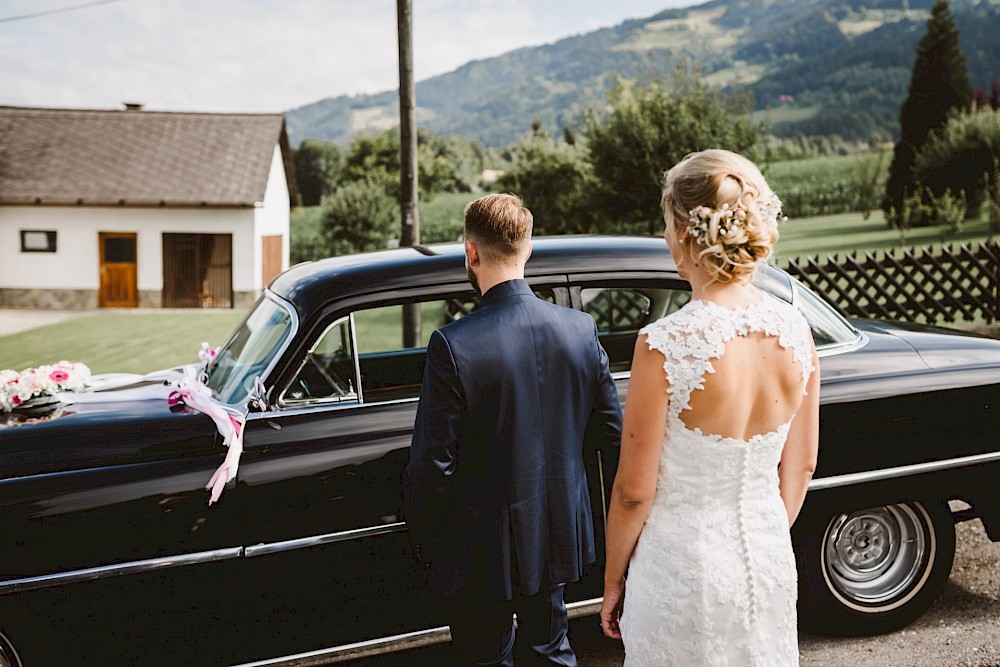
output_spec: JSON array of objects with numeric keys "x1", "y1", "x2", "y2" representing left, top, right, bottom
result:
[{"x1": 620, "y1": 295, "x2": 815, "y2": 666}]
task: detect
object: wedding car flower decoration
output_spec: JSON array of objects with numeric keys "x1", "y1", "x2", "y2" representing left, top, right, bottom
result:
[
  {"x1": 198, "y1": 342, "x2": 217, "y2": 367},
  {"x1": 0, "y1": 361, "x2": 91, "y2": 412}
]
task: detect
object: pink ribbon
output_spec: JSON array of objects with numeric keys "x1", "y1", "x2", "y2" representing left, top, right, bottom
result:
[{"x1": 170, "y1": 367, "x2": 245, "y2": 505}]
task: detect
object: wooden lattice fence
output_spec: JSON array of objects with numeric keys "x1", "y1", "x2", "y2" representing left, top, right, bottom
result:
[{"x1": 783, "y1": 242, "x2": 1000, "y2": 325}]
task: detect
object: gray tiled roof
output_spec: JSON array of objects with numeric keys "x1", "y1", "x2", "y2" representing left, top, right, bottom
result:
[{"x1": 0, "y1": 106, "x2": 297, "y2": 207}]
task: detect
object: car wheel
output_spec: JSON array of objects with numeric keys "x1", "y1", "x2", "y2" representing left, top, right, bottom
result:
[
  {"x1": 0, "y1": 630, "x2": 23, "y2": 667},
  {"x1": 797, "y1": 500, "x2": 955, "y2": 635}
]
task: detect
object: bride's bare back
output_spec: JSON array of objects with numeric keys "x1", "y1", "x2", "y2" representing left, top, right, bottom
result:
[{"x1": 683, "y1": 328, "x2": 805, "y2": 442}]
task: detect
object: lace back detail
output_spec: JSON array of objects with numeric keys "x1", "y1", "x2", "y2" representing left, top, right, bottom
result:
[{"x1": 639, "y1": 296, "x2": 814, "y2": 423}]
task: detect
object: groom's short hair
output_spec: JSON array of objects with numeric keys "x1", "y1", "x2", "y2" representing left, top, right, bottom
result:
[{"x1": 464, "y1": 193, "x2": 533, "y2": 263}]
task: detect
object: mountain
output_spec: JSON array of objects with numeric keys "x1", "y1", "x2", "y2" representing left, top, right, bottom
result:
[{"x1": 285, "y1": 0, "x2": 1000, "y2": 148}]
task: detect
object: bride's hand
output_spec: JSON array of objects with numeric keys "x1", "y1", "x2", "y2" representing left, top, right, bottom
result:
[{"x1": 600, "y1": 579, "x2": 626, "y2": 639}]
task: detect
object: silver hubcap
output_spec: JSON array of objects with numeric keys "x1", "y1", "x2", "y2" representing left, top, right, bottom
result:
[{"x1": 823, "y1": 504, "x2": 929, "y2": 606}]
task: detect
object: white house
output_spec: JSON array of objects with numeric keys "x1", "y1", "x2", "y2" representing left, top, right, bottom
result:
[{"x1": 0, "y1": 105, "x2": 299, "y2": 310}]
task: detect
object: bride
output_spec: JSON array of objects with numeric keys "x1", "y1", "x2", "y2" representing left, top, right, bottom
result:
[{"x1": 599, "y1": 149, "x2": 820, "y2": 666}]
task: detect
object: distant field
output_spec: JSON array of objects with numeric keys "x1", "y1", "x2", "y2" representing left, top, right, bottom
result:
[{"x1": 754, "y1": 105, "x2": 822, "y2": 125}]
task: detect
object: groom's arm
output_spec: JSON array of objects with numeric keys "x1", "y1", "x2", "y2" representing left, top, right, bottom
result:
[
  {"x1": 403, "y1": 329, "x2": 465, "y2": 564},
  {"x1": 584, "y1": 320, "x2": 624, "y2": 455}
]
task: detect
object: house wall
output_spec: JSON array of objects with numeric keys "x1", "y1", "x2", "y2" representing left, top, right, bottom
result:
[
  {"x1": 253, "y1": 145, "x2": 291, "y2": 287},
  {"x1": 0, "y1": 206, "x2": 258, "y2": 309}
]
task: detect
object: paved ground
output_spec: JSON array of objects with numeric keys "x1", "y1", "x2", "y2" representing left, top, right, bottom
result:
[{"x1": 0, "y1": 308, "x2": 87, "y2": 337}]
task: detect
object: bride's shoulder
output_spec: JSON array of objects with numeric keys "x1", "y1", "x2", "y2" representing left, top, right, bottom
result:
[{"x1": 638, "y1": 302, "x2": 701, "y2": 349}]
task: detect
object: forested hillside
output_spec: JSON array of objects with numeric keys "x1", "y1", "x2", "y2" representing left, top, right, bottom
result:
[{"x1": 286, "y1": 0, "x2": 1000, "y2": 148}]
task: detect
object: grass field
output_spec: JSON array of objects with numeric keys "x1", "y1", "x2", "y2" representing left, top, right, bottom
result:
[
  {"x1": 0, "y1": 311, "x2": 245, "y2": 375},
  {"x1": 774, "y1": 210, "x2": 994, "y2": 260}
]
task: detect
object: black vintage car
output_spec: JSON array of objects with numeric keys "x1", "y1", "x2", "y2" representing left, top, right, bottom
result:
[{"x1": 2, "y1": 236, "x2": 999, "y2": 666}]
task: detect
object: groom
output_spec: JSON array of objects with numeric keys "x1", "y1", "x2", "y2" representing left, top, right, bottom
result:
[{"x1": 404, "y1": 193, "x2": 622, "y2": 666}]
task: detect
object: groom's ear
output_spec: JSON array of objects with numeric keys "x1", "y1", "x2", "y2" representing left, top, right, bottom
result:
[{"x1": 465, "y1": 239, "x2": 481, "y2": 266}]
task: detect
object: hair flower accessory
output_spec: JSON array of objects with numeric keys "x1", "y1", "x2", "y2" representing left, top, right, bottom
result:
[
  {"x1": 760, "y1": 192, "x2": 788, "y2": 230},
  {"x1": 687, "y1": 202, "x2": 747, "y2": 244}
]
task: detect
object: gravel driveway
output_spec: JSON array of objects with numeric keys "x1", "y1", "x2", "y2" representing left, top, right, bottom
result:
[{"x1": 339, "y1": 515, "x2": 1000, "y2": 666}]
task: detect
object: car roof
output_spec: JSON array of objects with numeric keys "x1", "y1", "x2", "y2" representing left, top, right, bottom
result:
[{"x1": 269, "y1": 235, "x2": 681, "y2": 314}]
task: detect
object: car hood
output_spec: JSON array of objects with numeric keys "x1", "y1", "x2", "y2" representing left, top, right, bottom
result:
[
  {"x1": 818, "y1": 319, "x2": 1000, "y2": 405},
  {"x1": 859, "y1": 319, "x2": 1000, "y2": 370},
  {"x1": 0, "y1": 391, "x2": 219, "y2": 479}
]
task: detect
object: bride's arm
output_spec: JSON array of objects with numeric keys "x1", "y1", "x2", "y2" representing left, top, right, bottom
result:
[
  {"x1": 779, "y1": 345, "x2": 821, "y2": 527},
  {"x1": 600, "y1": 335, "x2": 669, "y2": 639}
]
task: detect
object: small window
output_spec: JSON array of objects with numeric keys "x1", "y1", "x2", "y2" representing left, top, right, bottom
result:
[
  {"x1": 20, "y1": 230, "x2": 57, "y2": 253},
  {"x1": 284, "y1": 316, "x2": 359, "y2": 405},
  {"x1": 581, "y1": 286, "x2": 691, "y2": 372}
]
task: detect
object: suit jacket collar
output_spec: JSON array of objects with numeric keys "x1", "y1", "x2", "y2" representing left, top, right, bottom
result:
[{"x1": 481, "y1": 278, "x2": 532, "y2": 307}]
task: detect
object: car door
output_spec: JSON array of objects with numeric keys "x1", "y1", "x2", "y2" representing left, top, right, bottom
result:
[{"x1": 233, "y1": 280, "x2": 568, "y2": 664}]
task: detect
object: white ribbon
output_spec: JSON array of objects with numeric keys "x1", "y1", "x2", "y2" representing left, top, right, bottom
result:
[{"x1": 168, "y1": 366, "x2": 246, "y2": 505}]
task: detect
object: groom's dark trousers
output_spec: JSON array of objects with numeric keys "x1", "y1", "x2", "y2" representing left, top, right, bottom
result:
[{"x1": 404, "y1": 279, "x2": 622, "y2": 666}]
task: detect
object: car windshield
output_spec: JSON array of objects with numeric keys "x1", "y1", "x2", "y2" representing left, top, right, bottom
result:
[
  {"x1": 206, "y1": 297, "x2": 294, "y2": 405},
  {"x1": 792, "y1": 281, "x2": 860, "y2": 348}
]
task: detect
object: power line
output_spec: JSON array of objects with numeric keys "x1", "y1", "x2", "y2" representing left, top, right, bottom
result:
[{"x1": 0, "y1": 0, "x2": 126, "y2": 24}]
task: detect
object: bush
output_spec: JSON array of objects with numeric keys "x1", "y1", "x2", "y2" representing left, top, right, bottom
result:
[
  {"x1": 912, "y1": 107, "x2": 1000, "y2": 219},
  {"x1": 320, "y1": 180, "x2": 400, "y2": 256},
  {"x1": 289, "y1": 206, "x2": 326, "y2": 264},
  {"x1": 496, "y1": 130, "x2": 597, "y2": 235}
]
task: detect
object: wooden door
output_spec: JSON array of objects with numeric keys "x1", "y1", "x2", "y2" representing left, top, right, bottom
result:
[
  {"x1": 98, "y1": 232, "x2": 138, "y2": 308},
  {"x1": 162, "y1": 233, "x2": 233, "y2": 308},
  {"x1": 261, "y1": 235, "x2": 283, "y2": 287}
]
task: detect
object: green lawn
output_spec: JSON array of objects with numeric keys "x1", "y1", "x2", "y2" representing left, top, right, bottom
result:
[
  {"x1": 0, "y1": 311, "x2": 245, "y2": 375},
  {"x1": 774, "y1": 210, "x2": 994, "y2": 261}
]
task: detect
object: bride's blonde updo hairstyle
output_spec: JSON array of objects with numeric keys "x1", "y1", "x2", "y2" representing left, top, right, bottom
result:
[{"x1": 662, "y1": 149, "x2": 782, "y2": 284}]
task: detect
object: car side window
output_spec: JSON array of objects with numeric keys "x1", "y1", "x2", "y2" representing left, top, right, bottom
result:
[
  {"x1": 354, "y1": 299, "x2": 461, "y2": 403},
  {"x1": 283, "y1": 316, "x2": 359, "y2": 405},
  {"x1": 580, "y1": 286, "x2": 691, "y2": 373},
  {"x1": 353, "y1": 289, "x2": 557, "y2": 403}
]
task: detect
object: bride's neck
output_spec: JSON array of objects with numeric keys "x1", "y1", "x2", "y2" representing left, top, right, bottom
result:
[{"x1": 689, "y1": 274, "x2": 756, "y2": 305}]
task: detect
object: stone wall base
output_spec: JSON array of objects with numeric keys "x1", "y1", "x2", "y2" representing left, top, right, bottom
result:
[{"x1": 0, "y1": 288, "x2": 97, "y2": 309}]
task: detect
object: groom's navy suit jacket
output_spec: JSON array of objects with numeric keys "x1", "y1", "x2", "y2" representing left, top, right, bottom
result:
[{"x1": 404, "y1": 279, "x2": 622, "y2": 600}]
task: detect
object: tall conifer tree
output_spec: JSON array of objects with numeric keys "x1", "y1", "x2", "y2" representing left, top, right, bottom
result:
[{"x1": 884, "y1": 0, "x2": 972, "y2": 221}]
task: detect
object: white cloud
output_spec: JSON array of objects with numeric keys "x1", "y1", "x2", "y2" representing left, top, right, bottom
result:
[{"x1": 0, "y1": 0, "x2": 695, "y2": 113}]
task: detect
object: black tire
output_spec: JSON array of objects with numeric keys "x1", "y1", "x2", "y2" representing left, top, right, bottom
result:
[
  {"x1": 796, "y1": 500, "x2": 956, "y2": 636},
  {"x1": 0, "y1": 629, "x2": 23, "y2": 667}
]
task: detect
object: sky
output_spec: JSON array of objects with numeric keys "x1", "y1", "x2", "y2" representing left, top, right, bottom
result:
[{"x1": 1, "y1": 0, "x2": 698, "y2": 114}]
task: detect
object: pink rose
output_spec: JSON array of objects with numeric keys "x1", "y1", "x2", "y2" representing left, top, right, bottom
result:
[{"x1": 50, "y1": 369, "x2": 70, "y2": 383}]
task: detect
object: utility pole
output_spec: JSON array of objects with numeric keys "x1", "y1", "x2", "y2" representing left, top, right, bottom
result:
[{"x1": 397, "y1": 0, "x2": 421, "y2": 347}]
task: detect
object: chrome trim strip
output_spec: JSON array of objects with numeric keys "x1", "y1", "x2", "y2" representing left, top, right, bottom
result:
[
  {"x1": 230, "y1": 598, "x2": 605, "y2": 666},
  {"x1": 232, "y1": 626, "x2": 453, "y2": 667},
  {"x1": 349, "y1": 312, "x2": 364, "y2": 404},
  {"x1": 809, "y1": 450, "x2": 1000, "y2": 491},
  {"x1": 255, "y1": 395, "x2": 419, "y2": 420},
  {"x1": 244, "y1": 523, "x2": 408, "y2": 558},
  {"x1": 816, "y1": 331, "x2": 869, "y2": 358},
  {"x1": 0, "y1": 547, "x2": 243, "y2": 595}
]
